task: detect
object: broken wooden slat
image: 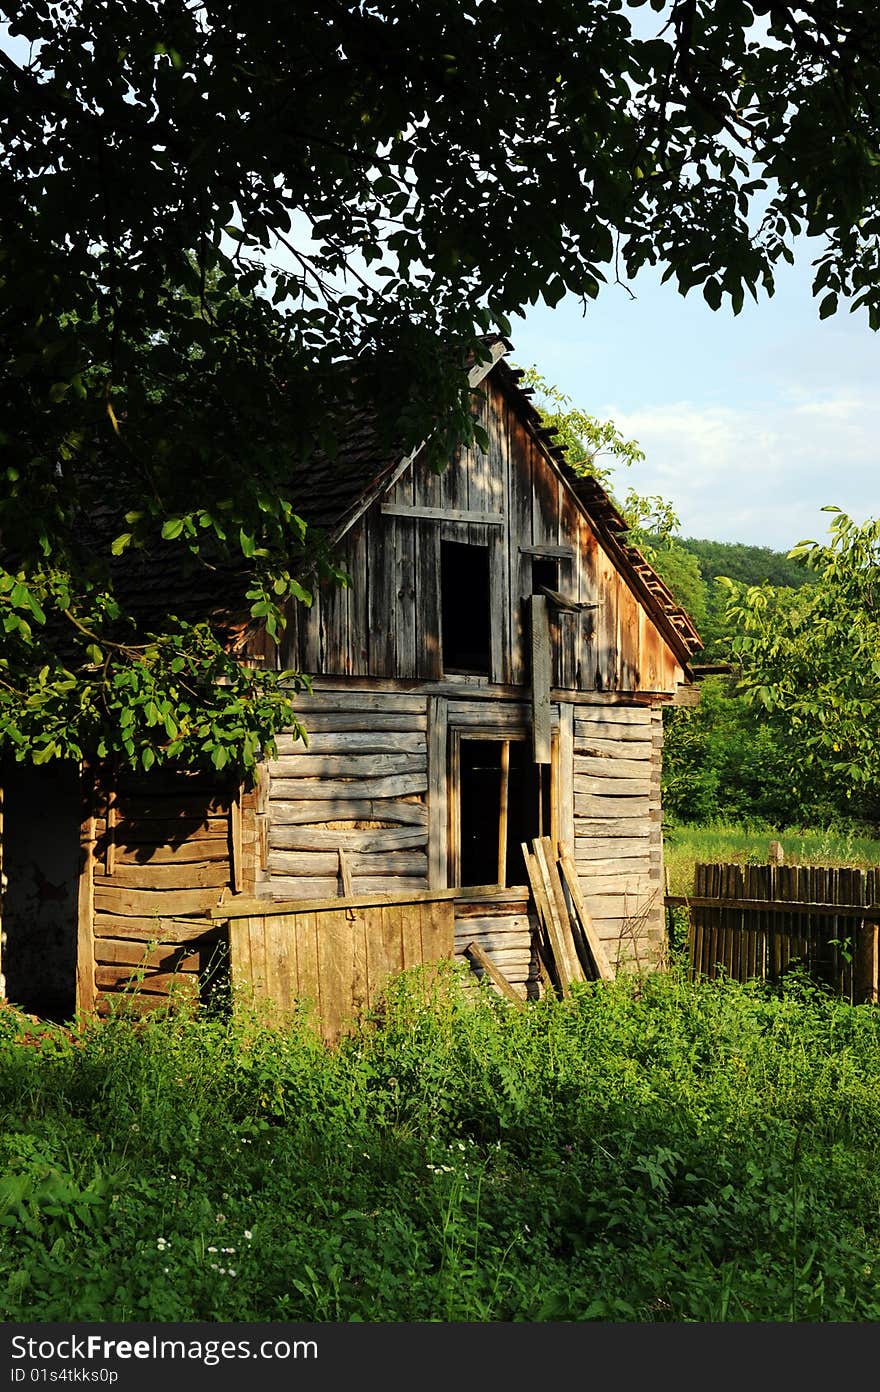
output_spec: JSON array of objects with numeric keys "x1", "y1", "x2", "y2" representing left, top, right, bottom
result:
[
  {"x1": 524, "y1": 840, "x2": 578, "y2": 993},
  {"x1": 557, "y1": 844, "x2": 615, "y2": 981},
  {"x1": 464, "y1": 941, "x2": 523, "y2": 1006},
  {"x1": 537, "y1": 836, "x2": 586, "y2": 986}
]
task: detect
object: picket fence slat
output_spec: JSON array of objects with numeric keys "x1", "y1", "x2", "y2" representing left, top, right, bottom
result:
[{"x1": 674, "y1": 861, "x2": 879, "y2": 1005}]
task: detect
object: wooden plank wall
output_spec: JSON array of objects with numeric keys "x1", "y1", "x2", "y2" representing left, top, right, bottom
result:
[
  {"x1": 572, "y1": 702, "x2": 665, "y2": 971},
  {"x1": 87, "y1": 767, "x2": 267, "y2": 1015},
  {"x1": 265, "y1": 689, "x2": 430, "y2": 900},
  {"x1": 453, "y1": 889, "x2": 538, "y2": 1000},
  {"x1": 275, "y1": 373, "x2": 685, "y2": 697},
  {"x1": 228, "y1": 893, "x2": 454, "y2": 1042}
]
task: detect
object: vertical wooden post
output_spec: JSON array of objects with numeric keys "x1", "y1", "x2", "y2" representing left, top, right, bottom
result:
[
  {"x1": 854, "y1": 918, "x2": 879, "y2": 1006},
  {"x1": 427, "y1": 696, "x2": 448, "y2": 890},
  {"x1": 104, "y1": 787, "x2": 117, "y2": 876},
  {"x1": 76, "y1": 764, "x2": 97, "y2": 1016},
  {"x1": 769, "y1": 839, "x2": 784, "y2": 866},
  {"x1": 497, "y1": 740, "x2": 510, "y2": 887},
  {"x1": 230, "y1": 785, "x2": 243, "y2": 894},
  {"x1": 530, "y1": 594, "x2": 551, "y2": 765}
]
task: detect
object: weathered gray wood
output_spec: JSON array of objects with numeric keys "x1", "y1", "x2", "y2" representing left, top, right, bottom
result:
[
  {"x1": 106, "y1": 861, "x2": 230, "y2": 891},
  {"x1": 292, "y1": 690, "x2": 427, "y2": 712},
  {"x1": 573, "y1": 837, "x2": 654, "y2": 859},
  {"x1": 574, "y1": 722, "x2": 659, "y2": 745},
  {"x1": 427, "y1": 695, "x2": 448, "y2": 890},
  {"x1": 93, "y1": 916, "x2": 220, "y2": 943},
  {"x1": 576, "y1": 873, "x2": 654, "y2": 897},
  {"x1": 489, "y1": 528, "x2": 507, "y2": 683},
  {"x1": 572, "y1": 856, "x2": 653, "y2": 877},
  {"x1": 555, "y1": 702, "x2": 574, "y2": 851},
  {"x1": 93, "y1": 938, "x2": 202, "y2": 970},
  {"x1": 464, "y1": 942, "x2": 524, "y2": 1005},
  {"x1": 275, "y1": 714, "x2": 427, "y2": 741},
  {"x1": 575, "y1": 795, "x2": 655, "y2": 819},
  {"x1": 574, "y1": 774, "x2": 653, "y2": 797},
  {"x1": 558, "y1": 846, "x2": 615, "y2": 981},
  {"x1": 274, "y1": 731, "x2": 427, "y2": 756},
  {"x1": 269, "y1": 774, "x2": 428, "y2": 801},
  {"x1": 573, "y1": 816, "x2": 652, "y2": 838},
  {"x1": 530, "y1": 594, "x2": 552, "y2": 764},
  {"x1": 94, "y1": 885, "x2": 223, "y2": 917},
  {"x1": 269, "y1": 798, "x2": 428, "y2": 827},
  {"x1": 216, "y1": 886, "x2": 458, "y2": 919},
  {"x1": 114, "y1": 838, "x2": 231, "y2": 866},
  {"x1": 268, "y1": 753, "x2": 425, "y2": 779},
  {"x1": 454, "y1": 920, "x2": 532, "y2": 950},
  {"x1": 574, "y1": 739, "x2": 652, "y2": 761},
  {"x1": 575, "y1": 755, "x2": 653, "y2": 779},
  {"x1": 380, "y1": 502, "x2": 505, "y2": 525},
  {"x1": 582, "y1": 891, "x2": 658, "y2": 920},
  {"x1": 269, "y1": 826, "x2": 428, "y2": 853},
  {"x1": 520, "y1": 544, "x2": 575, "y2": 559},
  {"x1": 267, "y1": 875, "x2": 428, "y2": 902},
  {"x1": 268, "y1": 849, "x2": 428, "y2": 877},
  {"x1": 442, "y1": 698, "x2": 531, "y2": 728}
]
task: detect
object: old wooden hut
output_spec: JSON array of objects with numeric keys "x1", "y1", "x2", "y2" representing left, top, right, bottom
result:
[{"x1": 0, "y1": 340, "x2": 700, "y2": 1024}]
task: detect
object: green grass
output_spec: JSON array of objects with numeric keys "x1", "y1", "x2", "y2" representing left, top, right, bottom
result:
[
  {"x1": 663, "y1": 820, "x2": 880, "y2": 896},
  {"x1": 2, "y1": 964, "x2": 880, "y2": 1322}
]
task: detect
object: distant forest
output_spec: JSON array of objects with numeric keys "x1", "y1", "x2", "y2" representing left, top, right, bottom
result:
[{"x1": 646, "y1": 535, "x2": 816, "y2": 660}]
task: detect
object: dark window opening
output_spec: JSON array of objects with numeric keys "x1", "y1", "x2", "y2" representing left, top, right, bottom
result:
[
  {"x1": 1, "y1": 760, "x2": 80, "y2": 1022},
  {"x1": 458, "y1": 738, "x2": 542, "y2": 887},
  {"x1": 441, "y1": 540, "x2": 490, "y2": 675},
  {"x1": 531, "y1": 557, "x2": 559, "y2": 597}
]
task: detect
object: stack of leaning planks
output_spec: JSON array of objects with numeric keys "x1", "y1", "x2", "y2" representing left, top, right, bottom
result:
[{"x1": 521, "y1": 837, "x2": 615, "y2": 995}]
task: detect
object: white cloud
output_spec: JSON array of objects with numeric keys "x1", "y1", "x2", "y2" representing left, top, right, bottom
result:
[{"x1": 594, "y1": 394, "x2": 880, "y2": 550}]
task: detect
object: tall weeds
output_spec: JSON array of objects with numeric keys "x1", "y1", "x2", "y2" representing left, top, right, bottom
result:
[{"x1": 1, "y1": 965, "x2": 879, "y2": 1321}]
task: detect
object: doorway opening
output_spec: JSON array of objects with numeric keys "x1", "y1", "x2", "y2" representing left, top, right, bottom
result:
[{"x1": 1, "y1": 760, "x2": 81, "y2": 1021}]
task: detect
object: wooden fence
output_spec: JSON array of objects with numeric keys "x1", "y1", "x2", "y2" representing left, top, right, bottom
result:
[
  {"x1": 667, "y1": 863, "x2": 880, "y2": 1004},
  {"x1": 212, "y1": 888, "x2": 455, "y2": 1041}
]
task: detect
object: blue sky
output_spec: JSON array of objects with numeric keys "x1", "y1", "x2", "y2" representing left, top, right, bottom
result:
[{"x1": 511, "y1": 247, "x2": 880, "y2": 553}]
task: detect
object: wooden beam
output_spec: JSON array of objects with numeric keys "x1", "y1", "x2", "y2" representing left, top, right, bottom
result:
[
  {"x1": 530, "y1": 594, "x2": 552, "y2": 765},
  {"x1": 76, "y1": 766, "x2": 97, "y2": 1015},
  {"x1": 497, "y1": 740, "x2": 510, "y2": 888},
  {"x1": 230, "y1": 787, "x2": 243, "y2": 894},
  {"x1": 519, "y1": 544, "x2": 575, "y2": 559},
  {"x1": 464, "y1": 941, "x2": 523, "y2": 1006},
  {"x1": 380, "y1": 502, "x2": 505, "y2": 526},
  {"x1": 557, "y1": 844, "x2": 615, "y2": 981},
  {"x1": 665, "y1": 895, "x2": 880, "y2": 919}
]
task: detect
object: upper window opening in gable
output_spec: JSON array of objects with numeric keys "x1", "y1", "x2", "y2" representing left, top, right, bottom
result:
[
  {"x1": 440, "y1": 540, "x2": 490, "y2": 676},
  {"x1": 531, "y1": 557, "x2": 559, "y2": 596}
]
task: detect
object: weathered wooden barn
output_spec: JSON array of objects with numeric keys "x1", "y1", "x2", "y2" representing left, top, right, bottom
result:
[{"x1": 0, "y1": 340, "x2": 701, "y2": 1025}]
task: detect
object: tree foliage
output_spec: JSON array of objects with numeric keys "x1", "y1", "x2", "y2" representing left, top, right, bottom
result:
[
  {"x1": 721, "y1": 509, "x2": 880, "y2": 797},
  {"x1": 4, "y1": 1, "x2": 880, "y2": 767}
]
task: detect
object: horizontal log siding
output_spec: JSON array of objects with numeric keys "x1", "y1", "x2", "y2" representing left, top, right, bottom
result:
[
  {"x1": 266, "y1": 690, "x2": 430, "y2": 901},
  {"x1": 453, "y1": 892, "x2": 538, "y2": 1001},
  {"x1": 572, "y1": 703, "x2": 665, "y2": 971},
  {"x1": 87, "y1": 767, "x2": 253, "y2": 1014}
]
